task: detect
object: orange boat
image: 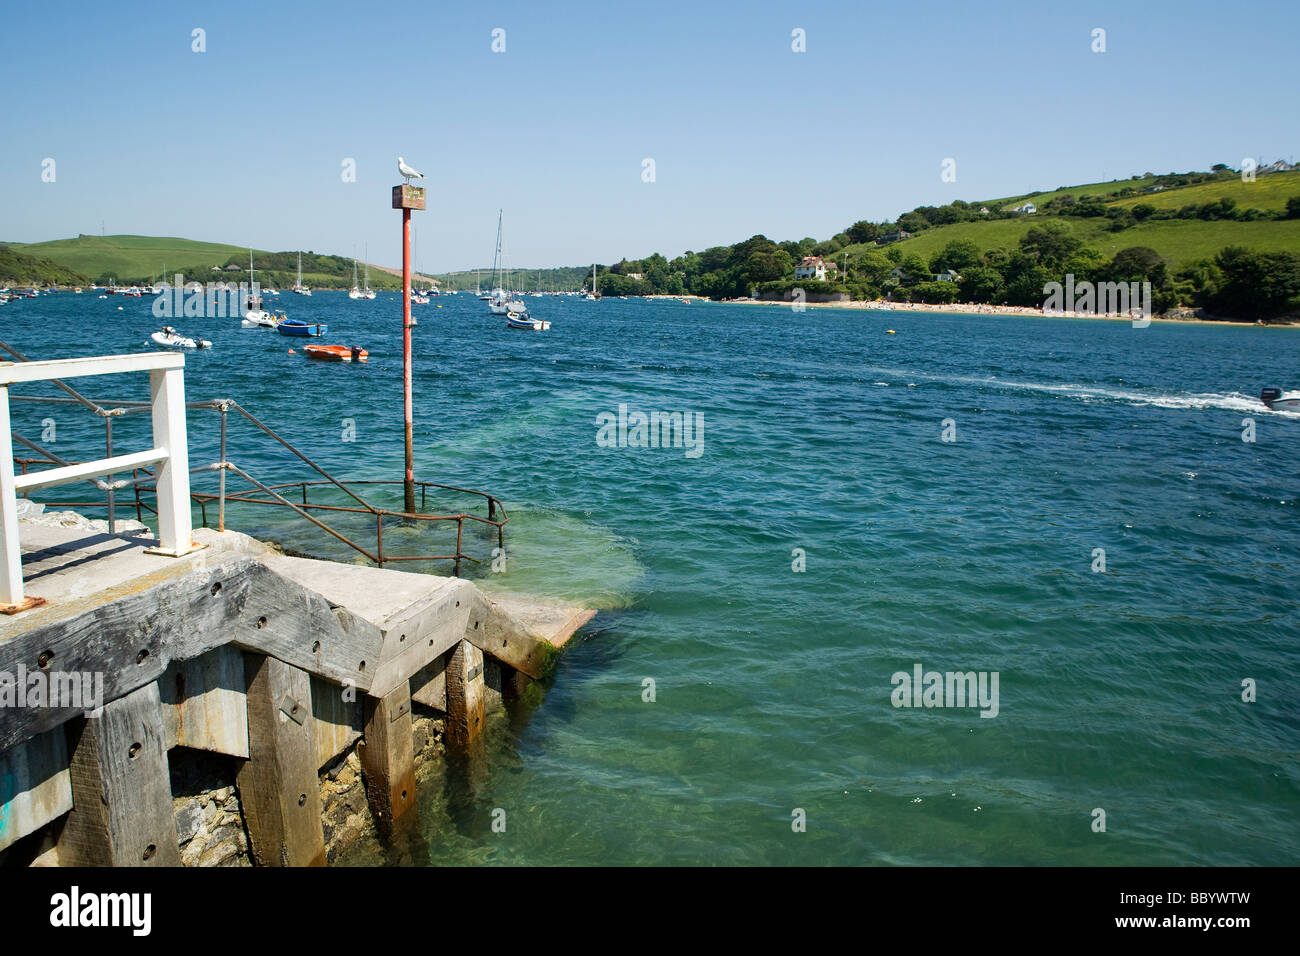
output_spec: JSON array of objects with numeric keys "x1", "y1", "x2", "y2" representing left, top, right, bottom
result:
[{"x1": 303, "y1": 344, "x2": 368, "y2": 363}]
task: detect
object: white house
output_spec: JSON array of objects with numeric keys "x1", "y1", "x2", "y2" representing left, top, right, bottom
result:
[
  {"x1": 932, "y1": 269, "x2": 961, "y2": 283},
  {"x1": 794, "y1": 256, "x2": 827, "y2": 281},
  {"x1": 1011, "y1": 202, "x2": 1037, "y2": 214}
]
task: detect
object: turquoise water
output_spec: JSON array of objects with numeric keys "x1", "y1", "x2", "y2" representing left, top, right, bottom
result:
[{"x1": 5, "y1": 292, "x2": 1299, "y2": 865}]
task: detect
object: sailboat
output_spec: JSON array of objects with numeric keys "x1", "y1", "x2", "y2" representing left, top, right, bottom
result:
[
  {"x1": 362, "y1": 246, "x2": 376, "y2": 299},
  {"x1": 291, "y1": 251, "x2": 312, "y2": 295},
  {"x1": 487, "y1": 210, "x2": 526, "y2": 315},
  {"x1": 585, "y1": 263, "x2": 600, "y2": 300},
  {"x1": 348, "y1": 257, "x2": 363, "y2": 299},
  {"x1": 244, "y1": 248, "x2": 270, "y2": 323}
]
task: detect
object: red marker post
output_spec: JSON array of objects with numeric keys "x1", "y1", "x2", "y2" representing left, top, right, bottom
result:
[{"x1": 392, "y1": 184, "x2": 425, "y2": 513}]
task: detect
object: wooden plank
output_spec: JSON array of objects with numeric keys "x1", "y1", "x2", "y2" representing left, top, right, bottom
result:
[
  {"x1": 0, "y1": 727, "x2": 73, "y2": 854},
  {"x1": 13, "y1": 448, "x2": 167, "y2": 494},
  {"x1": 159, "y1": 645, "x2": 249, "y2": 757},
  {"x1": 0, "y1": 351, "x2": 183, "y2": 386},
  {"x1": 366, "y1": 579, "x2": 474, "y2": 699},
  {"x1": 0, "y1": 556, "x2": 255, "y2": 753},
  {"x1": 359, "y1": 682, "x2": 415, "y2": 835},
  {"x1": 234, "y1": 563, "x2": 381, "y2": 694},
  {"x1": 57, "y1": 681, "x2": 182, "y2": 866},
  {"x1": 236, "y1": 654, "x2": 325, "y2": 867},
  {"x1": 445, "y1": 640, "x2": 486, "y2": 749},
  {"x1": 310, "y1": 675, "x2": 361, "y2": 770},
  {"x1": 463, "y1": 592, "x2": 557, "y2": 680},
  {"x1": 410, "y1": 654, "x2": 446, "y2": 712}
]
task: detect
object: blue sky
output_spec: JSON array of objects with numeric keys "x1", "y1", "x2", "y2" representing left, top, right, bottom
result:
[{"x1": 2, "y1": 0, "x2": 1296, "y2": 272}]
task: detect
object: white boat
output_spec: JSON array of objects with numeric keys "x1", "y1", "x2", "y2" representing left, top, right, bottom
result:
[
  {"x1": 348, "y1": 257, "x2": 363, "y2": 299},
  {"x1": 585, "y1": 262, "x2": 600, "y2": 300},
  {"x1": 152, "y1": 327, "x2": 211, "y2": 349},
  {"x1": 244, "y1": 248, "x2": 271, "y2": 323},
  {"x1": 291, "y1": 251, "x2": 312, "y2": 295},
  {"x1": 507, "y1": 310, "x2": 550, "y2": 331},
  {"x1": 241, "y1": 309, "x2": 285, "y2": 329},
  {"x1": 1260, "y1": 387, "x2": 1300, "y2": 411},
  {"x1": 362, "y1": 248, "x2": 376, "y2": 299},
  {"x1": 487, "y1": 210, "x2": 527, "y2": 314}
]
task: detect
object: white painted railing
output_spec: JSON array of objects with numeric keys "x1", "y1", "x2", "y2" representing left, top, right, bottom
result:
[{"x1": 0, "y1": 352, "x2": 194, "y2": 610}]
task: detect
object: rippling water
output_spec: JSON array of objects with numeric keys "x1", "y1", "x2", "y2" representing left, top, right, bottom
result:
[{"x1": 6, "y1": 291, "x2": 1299, "y2": 865}]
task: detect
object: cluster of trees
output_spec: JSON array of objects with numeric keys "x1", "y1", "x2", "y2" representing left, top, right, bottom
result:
[{"x1": 0, "y1": 246, "x2": 90, "y2": 286}]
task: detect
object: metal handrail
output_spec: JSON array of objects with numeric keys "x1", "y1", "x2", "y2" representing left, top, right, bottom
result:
[{"x1": 2, "y1": 339, "x2": 507, "y2": 575}]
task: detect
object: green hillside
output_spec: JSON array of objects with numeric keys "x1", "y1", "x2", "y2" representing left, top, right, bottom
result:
[
  {"x1": 8, "y1": 235, "x2": 251, "y2": 282},
  {"x1": 1108, "y1": 173, "x2": 1299, "y2": 213},
  {"x1": 838, "y1": 214, "x2": 1300, "y2": 272},
  {"x1": 0, "y1": 246, "x2": 90, "y2": 286},
  {"x1": 7, "y1": 235, "x2": 410, "y2": 290}
]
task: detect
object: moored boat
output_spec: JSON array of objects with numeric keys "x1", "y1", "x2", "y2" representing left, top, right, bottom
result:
[
  {"x1": 241, "y1": 309, "x2": 285, "y2": 329},
  {"x1": 151, "y1": 326, "x2": 212, "y2": 349},
  {"x1": 303, "y1": 344, "x2": 368, "y2": 362},
  {"x1": 507, "y1": 310, "x2": 550, "y2": 331},
  {"x1": 277, "y1": 319, "x2": 328, "y2": 337}
]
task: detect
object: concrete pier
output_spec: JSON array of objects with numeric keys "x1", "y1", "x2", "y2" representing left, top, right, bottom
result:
[{"x1": 0, "y1": 515, "x2": 595, "y2": 865}]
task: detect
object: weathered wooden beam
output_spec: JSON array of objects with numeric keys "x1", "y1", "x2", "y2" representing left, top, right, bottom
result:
[
  {"x1": 160, "y1": 644, "x2": 248, "y2": 757},
  {"x1": 57, "y1": 681, "x2": 181, "y2": 866},
  {"x1": 410, "y1": 653, "x2": 446, "y2": 712},
  {"x1": 0, "y1": 556, "x2": 254, "y2": 753},
  {"x1": 234, "y1": 563, "x2": 381, "y2": 694},
  {"x1": 445, "y1": 640, "x2": 486, "y2": 749},
  {"x1": 236, "y1": 653, "x2": 326, "y2": 867},
  {"x1": 359, "y1": 681, "x2": 416, "y2": 835},
  {"x1": 310, "y1": 675, "x2": 362, "y2": 771},
  {"x1": 0, "y1": 727, "x2": 72, "y2": 854},
  {"x1": 464, "y1": 592, "x2": 564, "y2": 680}
]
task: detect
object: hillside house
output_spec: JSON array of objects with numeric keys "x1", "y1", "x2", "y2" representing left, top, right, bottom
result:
[
  {"x1": 1011, "y1": 202, "x2": 1037, "y2": 214},
  {"x1": 932, "y1": 269, "x2": 962, "y2": 283},
  {"x1": 794, "y1": 256, "x2": 827, "y2": 281}
]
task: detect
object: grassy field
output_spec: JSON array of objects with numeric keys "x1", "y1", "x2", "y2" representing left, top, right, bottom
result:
[
  {"x1": 7, "y1": 235, "x2": 258, "y2": 282},
  {"x1": 1107, "y1": 171, "x2": 1300, "y2": 213},
  {"x1": 5, "y1": 235, "x2": 417, "y2": 289},
  {"x1": 987, "y1": 175, "x2": 1167, "y2": 208},
  {"x1": 836, "y1": 170, "x2": 1300, "y2": 272},
  {"x1": 841, "y1": 216, "x2": 1300, "y2": 272}
]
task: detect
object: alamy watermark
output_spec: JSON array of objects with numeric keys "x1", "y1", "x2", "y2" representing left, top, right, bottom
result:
[
  {"x1": 596, "y1": 403, "x2": 704, "y2": 458},
  {"x1": 891, "y1": 663, "x2": 999, "y2": 718},
  {"x1": 153, "y1": 275, "x2": 260, "y2": 318},
  {"x1": 1, "y1": 664, "x2": 104, "y2": 713},
  {"x1": 1043, "y1": 274, "x2": 1151, "y2": 327}
]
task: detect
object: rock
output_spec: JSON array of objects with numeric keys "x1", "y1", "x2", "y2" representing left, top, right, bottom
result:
[
  {"x1": 174, "y1": 802, "x2": 204, "y2": 844},
  {"x1": 209, "y1": 825, "x2": 239, "y2": 847},
  {"x1": 199, "y1": 842, "x2": 238, "y2": 868},
  {"x1": 181, "y1": 839, "x2": 205, "y2": 868},
  {"x1": 211, "y1": 787, "x2": 232, "y2": 805},
  {"x1": 14, "y1": 500, "x2": 45, "y2": 519},
  {"x1": 346, "y1": 751, "x2": 361, "y2": 773}
]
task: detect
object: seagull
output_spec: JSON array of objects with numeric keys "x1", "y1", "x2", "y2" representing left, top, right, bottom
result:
[{"x1": 397, "y1": 156, "x2": 424, "y2": 184}]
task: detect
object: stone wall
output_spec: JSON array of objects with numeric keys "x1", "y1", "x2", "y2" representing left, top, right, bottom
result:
[{"x1": 166, "y1": 708, "x2": 449, "y2": 866}]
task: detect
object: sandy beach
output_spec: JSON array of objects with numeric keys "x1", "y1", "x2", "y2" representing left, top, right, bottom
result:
[{"x1": 690, "y1": 296, "x2": 1300, "y2": 328}]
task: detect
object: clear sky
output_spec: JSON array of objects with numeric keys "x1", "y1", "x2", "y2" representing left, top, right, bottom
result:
[{"x1": 1, "y1": 0, "x2": 1296, "y2": 272}]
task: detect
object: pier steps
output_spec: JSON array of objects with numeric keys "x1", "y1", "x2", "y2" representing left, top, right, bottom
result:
[{"x1": 0, "y1": 520, "x2": 595, "y2": 864}]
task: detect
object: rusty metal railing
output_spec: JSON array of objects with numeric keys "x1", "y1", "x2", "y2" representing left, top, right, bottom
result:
[{"x1": 2, "y1": 339, "x2": 507, "y2": 576}]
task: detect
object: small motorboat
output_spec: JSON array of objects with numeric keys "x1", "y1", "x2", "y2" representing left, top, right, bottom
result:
[
  {"x1": 1260, "y1": 387, "x2": 1300, "y2": 411},
  {"x1": 151, "y1": 326, "x2": 212, "y2": 350},
  {"x1": 303, "y1": 344, "x2": 368, "y2": 363},
  {"x1": 242, "y1": 309, "x2": 285, "y2": 329},
  {"x1": 277, "y1": 319, "x2": 328, "y2": 337},
  {"x1": 506, "y1": 310, "x2": 550, "y2": 331}
]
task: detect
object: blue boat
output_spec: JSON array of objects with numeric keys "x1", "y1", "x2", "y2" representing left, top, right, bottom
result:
[{"x1": 277, "y1": 320, "x2": 328, "y2": 337}]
